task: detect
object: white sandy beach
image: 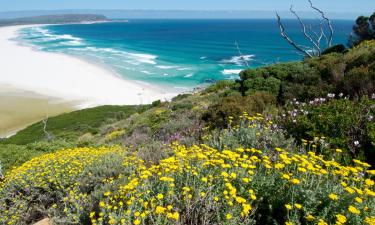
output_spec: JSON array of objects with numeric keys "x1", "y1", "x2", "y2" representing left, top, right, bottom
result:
[
  {"x1": 0, "y1": 25, "x2": 177, "y2": 107},
  {"x1": 0, "y1": 25, "x2": 179, "y2": 137}
]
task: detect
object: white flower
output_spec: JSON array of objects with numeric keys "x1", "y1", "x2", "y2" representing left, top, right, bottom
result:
[
  {"x1": 354, "y1": 141, "x2": 360, "y2": 146},
  {"x1": 327, "y1": 93, "x2": 335, "y2": 98}
]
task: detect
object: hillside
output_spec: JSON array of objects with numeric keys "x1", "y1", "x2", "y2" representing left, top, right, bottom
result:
[
  {"x1": 0, "y1": 14, "x2": 109, "y2": 26},
  {"x1": 0, "y1": 41, "x2": 374, "y2": 225}
]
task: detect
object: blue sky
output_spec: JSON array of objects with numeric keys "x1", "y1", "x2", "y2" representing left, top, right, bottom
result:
[{"x1": 0, "y1": 0, "x2": 374, "y2": 14}]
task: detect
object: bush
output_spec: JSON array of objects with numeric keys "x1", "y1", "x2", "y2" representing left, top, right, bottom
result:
[
  {"x1": 279, "y1": 97, "x2": 375, "y2": 165},
  {"x1": 204, "y1": 80, "x2": 235, "y2": 94},
  {"x1": 170, "y1": 102, "x2": 193, "y2": 111},
  {"x1": 152, "y1": 100, "x2": 162, "y2": 107},
  {"x1": 204, "y1": 114, "x2": 295, "y2": 153},
  {"x1": 235, "y1": 41, "x2": 375, "y2": 104},
  {"x1": 321, "y1": 44, "x2": 346, "y2": 55},
  {"x1": 202, "y1": 92, "x2": 276, "y2": 128},
  {"x1": 171, "y1": 94, "x2": 192, "y2": 101},
  {"x1": 1, "y1": 142, "x2": 374, "y2": 225},
  {"x1": 340, "y1": 66, "x2": 375, "y2": 99}
]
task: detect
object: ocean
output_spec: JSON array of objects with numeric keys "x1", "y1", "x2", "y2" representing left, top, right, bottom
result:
[{"x1": 17, "y1": 19, "x2": 354, "y2": 91}]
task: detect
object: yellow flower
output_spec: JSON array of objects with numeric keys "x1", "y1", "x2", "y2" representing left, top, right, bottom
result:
[
  {"x1": 317, "y1": 219, "x2": 328, "y2": 225},
  {"x1": 134, "y1": 219, "x2": 141, "y2": 225},
  {"x1": 305, "y1": 214, "x2": 315, "y2": 222},
  {"x1": 365, "y1": 179, "x2": 374, "y2": 186},
  {"x1": 226, "y1": 213, "x2": 232, "y2": 220},
  {"x1": 285, "y1": 204, "x2": 292, "y2": 210},
  {"x1": 355, "y1": 197, "x2": 363, "y2": 203},
  {"x1": 200, "y1": 192, "x2": 206, "y2": 197},
  {"x1": 282, "y1": 174, "x2": 290, "y2": 180},
  {"x1": 364, "y1": 216, "x2": 375, "y2": 225},
  {"x1": 285, "y1": 222, "x2": 293, "y2": 225},
  {"x1": 157, "y1": 194, "x2": 164, "y2": 200},
  {"x1": 328, "y1": 193, "x2": 339, "y2": 201},
  {"x1": 242, "y1": 203, "x2": 252, "y2": 215},
  {"x1": 294, "y1": 203, "x2": 302, "y2": 209},
  {"x1": 290, "y1": 178, "x2": 300, "y2": 185},
  {"x1": 108, "y1": 219, "x2": 116, "y2": 225},
  {"x1": 155, "y1": 206, "x2": 166, "y2": 214},
  {"x1": 348, "y1": 205, "x2": 360, "y2": 215},
  {"x1": 201, "y1": 177, "x2": 208, "y2": 183},
  {"x1": 167, "y1": 212, "x2": 180, "y2": 221},
  {"x1": 104, "y1": 191, "x2": 111, "y2": 196},
  {"x1": 242, "y1": 178, "x2": 250, "y2": 183},
  {"x1": 336, "y1": 214, "x2": 347, "y2": 224},
  {"x1": 335, "y1": 149, "x2": 343, "y2": 153},
  {"x1": 134, "y1": 211, "x2": 140, "y2": 217}
]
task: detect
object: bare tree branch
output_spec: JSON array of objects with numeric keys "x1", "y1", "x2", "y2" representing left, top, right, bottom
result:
[
  {"x1": 276, "y1": 12, "x2": 313, "y2": 58},
  {"x1": 234, "y1": 41, "x2": 250, "y2": 67},
  {"x1": 290, "y1": 5, "x2": 321, "y2": 56},
  {"x1": 308, "y1": 0, "x2": 333, "y2": 47}
]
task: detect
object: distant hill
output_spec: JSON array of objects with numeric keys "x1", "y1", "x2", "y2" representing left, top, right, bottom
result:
[
  {"x1": 0, "y1": 14, "x2": 109, "y2": 26},
  {"x1": 0, "y1": 9, "x2": 363, "y2": 20}
]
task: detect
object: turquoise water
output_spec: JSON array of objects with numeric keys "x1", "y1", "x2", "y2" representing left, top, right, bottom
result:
[{"x1": 18, "y1": 19, "x2": 354, "y2": 91}]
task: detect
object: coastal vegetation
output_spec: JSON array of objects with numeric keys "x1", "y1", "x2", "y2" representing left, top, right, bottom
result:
[
  {"x1": 0, "y1": 11, "x2": 375, "y2": 225},
  {"x1": 0, "y1": 14, "x2": 109, "y2": 27}
]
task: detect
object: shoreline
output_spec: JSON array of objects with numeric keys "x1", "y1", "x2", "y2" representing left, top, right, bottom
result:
[{"x1": 0, "y1": 24, "x2": 181, "y2": 137}]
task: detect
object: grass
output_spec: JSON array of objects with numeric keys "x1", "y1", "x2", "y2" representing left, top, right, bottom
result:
[{"x1": 1, "y1": 105, "x2": 150, "y2": 145}]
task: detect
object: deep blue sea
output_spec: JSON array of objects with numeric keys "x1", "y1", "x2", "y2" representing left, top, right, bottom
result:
[{"x1": 18, "y1": 19, "x2": 354, "y2": 91}]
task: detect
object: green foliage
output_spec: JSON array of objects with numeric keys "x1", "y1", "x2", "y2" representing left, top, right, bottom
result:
[
  {"x1": 205, "y1": 115, "x2": 294, "y2": 152},
  {"x1": 0, "y1": 140, "x2": 76, "y2": 172},
  {"x1": 2, "y1": 105, "x2": 149, "y2": 145},
  {"x1": 350, "y1": 12, "x2": 375, "y2": 46},
  {"x1": 321, "y1": 44, "x2": 347, "y2": 55},
  {"x1": 0, "y1": 144, "x2": 40, "y2": 172},
  {"x1": 279, "y1": 97, "x2": 375, "y2": 165},
  {"x1": 1, "y1": 136, "x2": 374, "y2": 225},
  {"x1": 202, "y1": 92, "x2": 276, "y2": 128},
  {"x1": 171, "y1": 93, "x2": 192, "y2": 101},
  {"x1": 152, "y1": 100, "x2": 162, "y2": 107},
  {"x1": 236, "y1": 41, "x2": 375, "y2": 104},
  {"x1": 203, "y1": 80, "x2": 235, "y2": 94}
]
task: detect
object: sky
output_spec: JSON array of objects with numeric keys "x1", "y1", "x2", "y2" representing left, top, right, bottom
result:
[{"x1": 0, "y1": 0, "x2": 374, "y2": 14}]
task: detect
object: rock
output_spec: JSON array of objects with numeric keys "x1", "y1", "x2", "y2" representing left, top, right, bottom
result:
[{"x1": 33, "y1": 218, "x2": 51, "y2": 225}]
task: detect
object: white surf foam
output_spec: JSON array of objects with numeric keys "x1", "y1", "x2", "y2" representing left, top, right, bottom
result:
[
  {"x1": 221, "y1": 54, "x2": 255, "y2": 66},
  {"x1": 222, "y1": 69, "x2": 242, "y2": 75}
]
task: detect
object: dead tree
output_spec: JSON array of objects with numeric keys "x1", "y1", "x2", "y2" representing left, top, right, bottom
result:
[
  {"x1": 276, "y1": 0, "x2": 334, "y2": 58},
  {"x1": 235, "y1": 41, "x2": 250, "y2": 67}
]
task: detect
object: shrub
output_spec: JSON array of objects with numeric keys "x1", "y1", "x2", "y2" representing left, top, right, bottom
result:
[
  {"x1": 171, "y1": 94, "x2": 192, "y2": 101},
  {"x1": 1, "y1": 143, "x2": 374, "y2": 225},
  {"x1": 202, "y1": 92, "x2": 276, "y2": 128},
  {"x1": 203, "y1": 80, "x2": 235, "y2": 94},
  {"x1": 204, "y1": 113, "x2": 295, "y2": 153},
  {"x1": 340, "y1": 66, "x2": 375, "y2": 99},
  {"x1": 279, "y1": 97, "x2": 375, "y2": 165},
  {"x1": 170, "y1": 102, "x2": 193, "y2": 111},
  {"x1": 152, "y1": 100, "x2": 162, "y2": 107},
  {"x1": 321, "y1": 44, "x2": 346, "y2": 55}
]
